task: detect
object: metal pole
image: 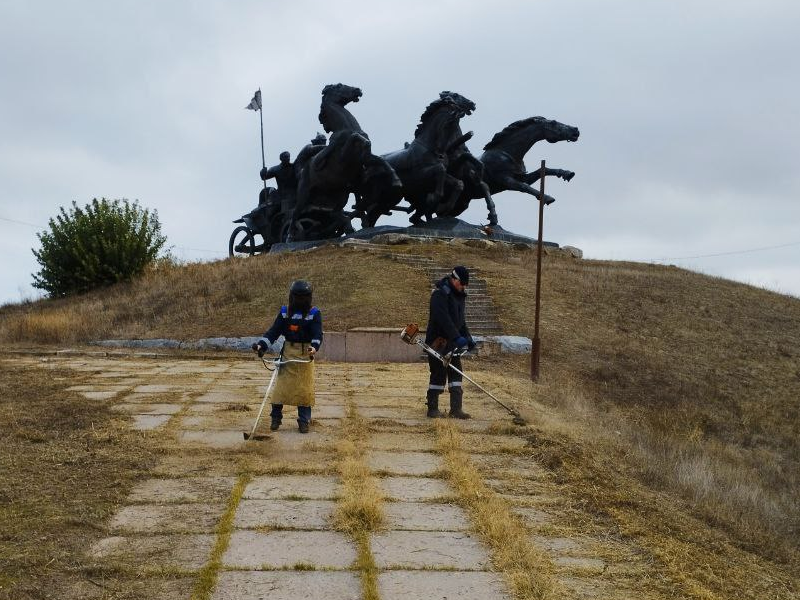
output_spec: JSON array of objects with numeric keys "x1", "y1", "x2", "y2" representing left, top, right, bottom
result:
[
  {"x1": 258, "y1": 89, "x2": 267, "y2": 193},
  {"x1": 532, "y1": 160, "x2": 546, "y2": 381}
]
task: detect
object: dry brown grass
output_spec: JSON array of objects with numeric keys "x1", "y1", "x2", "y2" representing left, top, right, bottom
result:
[
  {"x1": 489, "y1": 363, "x2": 800, "y2": 599},
  {"x1": 333, "y1": 402, "x2": 383, "y2": 600},
  {"x1": 333, "y1": 405, "x2": 385, "y2": 534},
  {"x1": 2, "y1": 240, "x2": 799, "y2": 595},
  {"x1": 0, "y1": 246, "x2": 429, "y2": 342},
  {"x1": 0, "y1": 358, "x2": 159, "y2": 599},
  {"x1": 0, "y1": 302, "x2": 111, "y2": 344},
  {"x1": 435, "y1": 420, "x2": 561, "y2": 600}
]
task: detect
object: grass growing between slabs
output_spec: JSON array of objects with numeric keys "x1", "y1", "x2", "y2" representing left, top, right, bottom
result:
[
  {"x1": 434, "y1": 420, "x2": 561, "y2": 600},
  {"x1": 192, "y1": 472, "x2": 252, "y2": 600},
  {"x1": 334, "y1": 402, "x2": 384, "y2": 600},
  {"x1": 0, "y1": 358, "x2": 160, "y2": 599}
]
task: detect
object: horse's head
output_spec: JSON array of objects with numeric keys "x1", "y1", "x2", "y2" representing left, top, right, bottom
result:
[
  {"x1": 321, "y1": 83, "x2": 363, "y2": 106},
  {"x1": 484, "y1": 116, "x2": 580, "y2": 159},
  {"x1": 439, "y1": 91, "x2": 476, "y2": 117},
  {"x1": 415, "y1": 96, "x2": 469, "y2": 144},
  {"x1": 536, "y1": 117, "x2": 580, "y2": 144}
]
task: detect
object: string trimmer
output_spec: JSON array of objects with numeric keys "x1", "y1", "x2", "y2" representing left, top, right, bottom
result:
[
  {"x1": 243, "y1": 352, "x2": 314, "y2": 441},
  {"x1": 400, "y1": 323, "x2": 528, "y2": 426}
]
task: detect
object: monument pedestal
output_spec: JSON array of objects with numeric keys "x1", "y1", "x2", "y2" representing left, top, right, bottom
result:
[{"x1": 270, "y1": 218, "x2": 557, "y2": 253}]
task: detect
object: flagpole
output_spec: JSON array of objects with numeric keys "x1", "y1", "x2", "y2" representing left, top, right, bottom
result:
[{"x1": 258, "y1": 88, "x2": 267, "y2": 193}]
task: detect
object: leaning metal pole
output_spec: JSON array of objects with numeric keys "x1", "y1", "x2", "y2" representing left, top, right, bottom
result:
[{"x1": 532, "y1": 160, "x2": 546, "y2": 381}]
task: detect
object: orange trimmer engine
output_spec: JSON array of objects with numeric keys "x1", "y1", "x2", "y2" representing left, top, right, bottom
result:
[{"x1": 400, "y1": 323, "x2": 420, "y2": 345}]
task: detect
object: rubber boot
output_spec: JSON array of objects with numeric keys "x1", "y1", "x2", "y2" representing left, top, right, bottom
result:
[
  {"x1": 270, "y1": 404, "x2": 283, "y2": 431},
  {"x1": 426, "y1": 392, "x2": 446, "y2": 418},
  {"x1": 298, "y1": 421, "x2": 309, "y2": 434},
  {"x1": 448, "y1": 389, "x2": 471, "y2": 419}
]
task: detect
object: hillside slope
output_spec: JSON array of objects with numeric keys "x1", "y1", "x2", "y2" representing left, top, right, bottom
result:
[{"x1": 1, "y1": 241, "x2": 799, "y2": 597}]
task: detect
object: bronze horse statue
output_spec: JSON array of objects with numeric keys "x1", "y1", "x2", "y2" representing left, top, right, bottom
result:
[
  {"x1": 286, "y1": 84, "x2": 386, "y2": 241},
  {"x1": 437, "y1": 91, "x2": 498, "y2": 225},
  {"x1": 369, "y1": 93, "x2": 474, "y2": 226},
  {"x1": 235, "y1": 84, "x2": 581, "y2": 249},
  {"x1": 479, "y1": 117, "x2": 578, "y2": 205},
  {"x1": 437, "y1": 116, "x2": 578, "y2": 222}
]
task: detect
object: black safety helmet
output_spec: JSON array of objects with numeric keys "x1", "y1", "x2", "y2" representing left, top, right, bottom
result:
[{"x1": 288, "y1": 280, "x2": 313, "y2": 314}]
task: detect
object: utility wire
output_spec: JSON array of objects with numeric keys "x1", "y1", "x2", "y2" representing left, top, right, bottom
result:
[
  {"x1": 647, "y1": 240, "x2": 800, "y2": 262},
  {"x1": 0, "y1": 215, "x2": 45, "y2": 229}
]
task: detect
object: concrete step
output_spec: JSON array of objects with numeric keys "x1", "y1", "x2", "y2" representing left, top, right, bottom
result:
[{"x1": 368, "y1": 246, "x2": 504, "y2": 335}]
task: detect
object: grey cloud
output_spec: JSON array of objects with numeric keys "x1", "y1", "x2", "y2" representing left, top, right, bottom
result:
[{"x1": 1, "y1": 0, "x2": 799, "y2": 303}]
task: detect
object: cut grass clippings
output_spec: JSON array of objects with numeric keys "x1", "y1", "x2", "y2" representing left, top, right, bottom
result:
[
  {"x1": 0, "y1": 360, "x2": 159, "y2": 598},
  {"x1": 334, "y1": 402, "x2": 384, "y2": 600},
  {"x1": 435, "y1": 420, "x2": 561, "y2": 600}
]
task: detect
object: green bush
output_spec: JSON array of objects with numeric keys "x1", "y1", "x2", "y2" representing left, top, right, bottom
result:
[{"x1": 32, "y1": 198, "x2": 168, "y2": 297}]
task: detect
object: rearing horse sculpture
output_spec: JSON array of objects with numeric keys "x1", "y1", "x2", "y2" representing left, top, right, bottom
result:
[
  {"x1": 479, "y1": 117, "x2": 579, "y2": 206},
  {"x1": 437, "y1": 91, "x2": 498, "y2": 225},
  {"x1": 375, "y1": 94, "x2": 473, "y2": 225},
  {"x1": 287, "y1": 83, "x2": 395, "y2": 241},
  {"x1": 437, "y1": 116, "x2": 579, "y2": 222}
]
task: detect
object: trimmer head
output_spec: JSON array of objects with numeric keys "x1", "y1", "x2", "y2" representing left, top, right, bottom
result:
[
  {"x1": 243, "y1": 432, "x2": 271, "y2": 441},
  {"x1": 400, "y1": 323, "x2": 420, "y2": 345}
]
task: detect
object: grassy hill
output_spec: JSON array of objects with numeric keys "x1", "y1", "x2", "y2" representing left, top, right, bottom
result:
[{"x1": 1, "y1": 242, "x2": 799, "y2": 596}]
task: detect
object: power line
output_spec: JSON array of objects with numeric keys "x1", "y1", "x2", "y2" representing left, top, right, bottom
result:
[
  {"x1": 0, "y1": 215, "x2": 45, "y2": 229},
  {"x1": 647, "y1": 240, "x2": 800, "y2": 262}
]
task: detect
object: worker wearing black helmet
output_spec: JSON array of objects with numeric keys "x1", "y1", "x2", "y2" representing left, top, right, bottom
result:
[
  {"x1": 253, "y1": 280, "x2": 323, "y2": 433},
  {"x1": 424, "y1": 266, "x2": 476, "y2": 419}
]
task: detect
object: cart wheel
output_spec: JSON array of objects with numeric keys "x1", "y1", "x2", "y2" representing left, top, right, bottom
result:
[{"x1": 229, "y1": 226, "x2": 256, "y2": 257}]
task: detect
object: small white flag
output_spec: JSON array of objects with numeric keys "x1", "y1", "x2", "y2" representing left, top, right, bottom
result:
[{"x1": 245, "y1": 89, "x2": 262, "y2": 111}]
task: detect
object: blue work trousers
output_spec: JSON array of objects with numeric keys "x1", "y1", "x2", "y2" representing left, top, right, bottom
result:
[{"x1": 270, "y1": 404, "x2": 311, "y2": 424}]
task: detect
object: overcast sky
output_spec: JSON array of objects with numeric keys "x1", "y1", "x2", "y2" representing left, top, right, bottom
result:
[{"x1": 1, "y1": 0, "x2": 799, "y2": 305}]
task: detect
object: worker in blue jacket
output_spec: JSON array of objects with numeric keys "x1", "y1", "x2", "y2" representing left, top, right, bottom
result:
[
  {"x1": 424, "y1": 266, "x2": 475, "y2": 419},
  {"x1": 254, "y1": 280, "x2": 323, "y2": 433}
]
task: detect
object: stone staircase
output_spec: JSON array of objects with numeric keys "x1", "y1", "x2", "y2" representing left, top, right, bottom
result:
[{"x1": 344, "y1": 242, "x2": 503, "y2": 336}]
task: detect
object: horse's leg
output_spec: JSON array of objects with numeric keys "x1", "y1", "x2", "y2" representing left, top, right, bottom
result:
[
  {"x1": 524, "y1": 168, "x2": 575, "y2": 184},
  {"x1": 478, "y1": 179, "x2": 498, "y2": 225},
  {"x1": 438, "y1": 174, "x2": 464, "y2": 217},
  {"x1": 432, "y1": 163, "x2": 446, "y2": 202},
  {"x1": 339, "y1": 212, "x2": 355, "y2": 235},
  {"x1": 501, "y1": 176, "x2": 556, "y2": 205},
  {"x1": 409, "y1": 205, "x2": 425, "y2": 226},
  {"x1": 418, "y1": 163, "x2": 446, "y2": 221},
  {"x1": 457, "y1": 165, "x2": 497, "y2": 224}
]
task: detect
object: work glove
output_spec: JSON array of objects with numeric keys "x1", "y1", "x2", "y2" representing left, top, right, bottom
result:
[
  {"x1": 252, "y1": 341, "x2": 267, "y2": 358},
  {"x1": 454, "y1": 336, "x2": 468, "y2": 352}
]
